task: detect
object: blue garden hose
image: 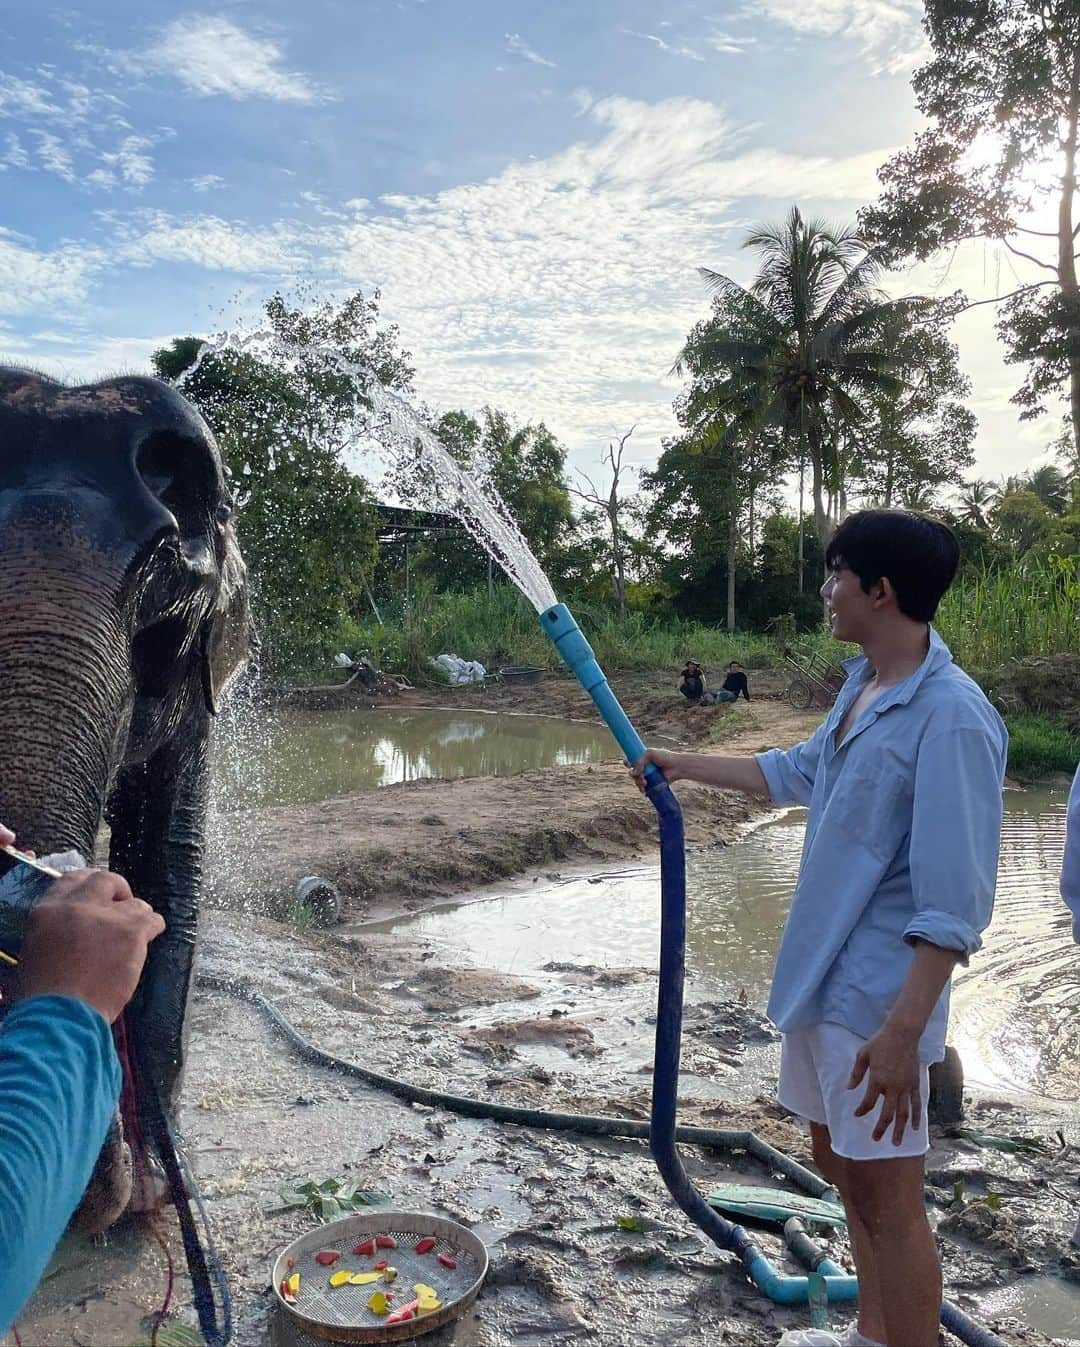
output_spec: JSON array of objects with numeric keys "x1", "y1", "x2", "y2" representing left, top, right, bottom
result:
[
  {"x1": 540, "y1": 604, "x2": 854, "y2": 1303},
  {"x1": 540, "y1": 604, "x2": 1009, "y2": 1342}
]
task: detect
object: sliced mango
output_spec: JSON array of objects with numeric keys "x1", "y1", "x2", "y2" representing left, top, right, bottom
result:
[
  {"x1": 286, "y1": 1272, "x2": 301, "y2": 1297},
  {"x1": 414, "y1": 1282, "x2": 441, "y2": 1314},
  {"x1": 328, "y1": 1270, "x2": 353, "y2": 1288},
  {"x1": 367, "y1": 1290, "x2": 391, "y2": 1316},
  {"x1": 349, "y1": 1271, "x2": 381, "y2": 1286}
]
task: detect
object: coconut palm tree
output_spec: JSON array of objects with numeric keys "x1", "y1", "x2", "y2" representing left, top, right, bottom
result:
[
  {"x1": 678, "y1": 206, "x2": 909, "y2": 574},
  {"x1": 956, "y1": 479, "x2": 1000, "y2": 528},
  {"x1": 1023, "y1": 463, "x2": 1070, "y2": 514}
]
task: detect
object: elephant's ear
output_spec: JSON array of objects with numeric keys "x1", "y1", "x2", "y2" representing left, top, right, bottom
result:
[{"x1": 201, "y1": 542, "x2": 252, "y2": 715}]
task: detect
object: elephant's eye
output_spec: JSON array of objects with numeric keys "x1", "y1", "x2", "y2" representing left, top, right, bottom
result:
[{"x1": 136, "y1": 431, "x2": 217, "y2": 533}]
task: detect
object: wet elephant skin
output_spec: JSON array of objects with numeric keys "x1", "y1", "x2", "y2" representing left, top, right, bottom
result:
[{"x1": 0, "y1": 368, "x2": 251, "y2": 1231}]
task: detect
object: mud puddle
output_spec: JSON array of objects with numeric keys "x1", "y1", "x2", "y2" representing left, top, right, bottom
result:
[
  {"x1": 377, "y1": 787, "x2": 1079, "y2": 1119},
  {"x1": 978, "y1": 1275, "x2": 1080, "y2": 1344},
  {"x1": 211, "y1": 705, "x2": 617, "y2": 808}
]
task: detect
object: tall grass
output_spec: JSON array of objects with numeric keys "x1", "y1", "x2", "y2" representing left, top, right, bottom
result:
[
  {"x1": 935, "y1": 559, "x2": 1080, "y2": 673},
  {"x1": 291, "y1": 557, "x2": 1078, "y2": 685},
  {"x1": 336, "y1": 586, "x2": 777, "y2": 682}
]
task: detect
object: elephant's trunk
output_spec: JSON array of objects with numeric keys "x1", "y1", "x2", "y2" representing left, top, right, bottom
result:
[{"x1": 0, "y1": 499, "x2": 144, "y2": 857}]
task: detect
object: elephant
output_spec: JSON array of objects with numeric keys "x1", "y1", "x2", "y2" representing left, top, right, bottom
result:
[{"x1": 0, "y1": 367, "x2": 251, "y2": 1232}]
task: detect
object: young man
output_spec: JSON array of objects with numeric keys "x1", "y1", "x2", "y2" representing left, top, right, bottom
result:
[
  {"x1": 635, "y1": 510, "x2": 1007, "y2": 1347},
  {"x1": 718, "y1": 660, "x2": 751, "y2": 703}
]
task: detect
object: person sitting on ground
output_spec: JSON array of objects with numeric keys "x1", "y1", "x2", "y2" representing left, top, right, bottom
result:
[
  {"x1": 678, "y1": 659, "x2": 707, "y2": 702},
  {"x1": 0, "y1": 821, "x2": 164, "y2": 1335},
  {"x1": 716, "y1": 660, "x2": 751, "y2": 703},
  {"x1": 634, "y1": 510, "x2": 1007, "y2": 1347}
]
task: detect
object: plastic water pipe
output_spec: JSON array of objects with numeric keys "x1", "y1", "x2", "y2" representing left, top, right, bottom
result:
[{"x1": 540, "y1": 603, "x2": 855, "y2": 1304}]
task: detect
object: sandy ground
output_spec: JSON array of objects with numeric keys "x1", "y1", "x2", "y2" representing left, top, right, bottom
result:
[{"x1": 13, "y1": 675, "x2": 1080, "y2": 1347}]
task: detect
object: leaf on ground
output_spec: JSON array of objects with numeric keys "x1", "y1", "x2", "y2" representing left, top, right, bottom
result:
[{"x1": 615, "y1": 1214, "x2": 664, "y2": 1233}]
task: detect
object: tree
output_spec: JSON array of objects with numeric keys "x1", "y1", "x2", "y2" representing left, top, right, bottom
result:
[
  {"x1": 851, "y1": 309, "x2": 976, "y2": 509},
  {"x1": 568, "y1": 427, "x2": 638, "y2": 621},
  {"x1": 993, "y1": 489, "x2": 1063, "y2": 555},
  {"x1": 957, "y1": 479, "x2": 1001, "y2": 528},
  {"x1": 861, "y1": 1, "x2": 1080, "y2": 459},
  {"x1": 383, "y1": 406, "x2": 577, "y2": 589},
  {"x1": 680, "y1": 206, "x2": 907, "y2": 566},
  {"x1": 1024, "y1": 462, "x2": 1071, "y2": 512},
  {"x1": 153, "y1": 288, "x2": 413, "y2": 672}
]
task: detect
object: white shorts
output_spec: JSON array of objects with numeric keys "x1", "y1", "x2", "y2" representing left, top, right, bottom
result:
[{"x1": 777, "y1": 1022, "x2": 930, "y2": 1161}]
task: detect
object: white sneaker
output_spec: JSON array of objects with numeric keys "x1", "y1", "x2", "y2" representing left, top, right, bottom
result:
[
  {"x1": 838, "y1": 1324, "x2": 885, "y2": 1347},
  {"x1": 777, "y1": 1325, "x2": 884, "y2": 1347}
]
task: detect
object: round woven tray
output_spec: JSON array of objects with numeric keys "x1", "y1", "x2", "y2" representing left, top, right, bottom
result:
[{"x1": 270, "y1": 1211, "x2": 487, "y2": 1344}]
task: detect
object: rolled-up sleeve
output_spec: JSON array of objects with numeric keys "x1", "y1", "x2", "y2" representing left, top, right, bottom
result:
[
  {"x1": 905, "y1": 726, "x2": 1006, "y2": 961},
  {"x1": 756, "y1": 718, "x2": 830, "y2": 807},
  {"x1": 1062, "y1": 764, "x2": 1080, "y2": 943}
]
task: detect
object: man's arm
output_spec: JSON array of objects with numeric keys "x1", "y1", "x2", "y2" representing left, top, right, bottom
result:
[
  {"x1": 1062, "y1": 764, "x2": 1080, "y2": 943},
  {"x1": 849, "y1": 942, "x2": 959, "y2": 1144},
  {"x1": 852, "y1": 721, "x2": 1006, "y2": 1144},
  {"x1": 632, "y1": 749, "x2": 770, "y2": 795},
  {"x1": 0, "y1": 867, "x2": 164, "y2": 1333},
  {"x1": 0, "y1": 997, "x2": 121, "y2": 1333}
]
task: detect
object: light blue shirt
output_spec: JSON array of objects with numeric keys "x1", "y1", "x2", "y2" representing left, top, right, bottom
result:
[
  {"x1": 756, "y1": 628, "x2": 1007, "y2": 1064},
  {"x1": 1063, "y1": 764, "x2": 1080, "y2": 943}
]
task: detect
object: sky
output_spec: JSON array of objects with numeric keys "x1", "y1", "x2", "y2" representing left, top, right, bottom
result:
[{"x1": 0, "y1": 0, "x2": 1064, "y2": 499}]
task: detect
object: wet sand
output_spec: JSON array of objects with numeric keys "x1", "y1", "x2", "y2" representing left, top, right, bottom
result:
[{"x1": 14, "y1": 675, "x2": 1080, "y2": 1347}]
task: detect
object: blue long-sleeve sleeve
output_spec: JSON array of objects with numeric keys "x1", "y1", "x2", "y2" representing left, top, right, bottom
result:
[
  {"x1": 1063, "y1": 764, "x2": 1080, "y2": 943},
  {"x1": 0, "y1": 995, "x2": 121, "y2": 1334}
]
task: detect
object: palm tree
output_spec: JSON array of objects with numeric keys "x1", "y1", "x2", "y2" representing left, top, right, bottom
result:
[
  {"x1": 1023, "y1": 463, "x2": 1070, "y2": 514},
  {"x1": 899, "y1": 482, "x2": 938, "y2": 512},
  {"x1": 956, "y1": 479, "x2": 1000, "y2": 528},
  {"x1": 678, "y1": 206, "x2": 908, "y2": 581}
]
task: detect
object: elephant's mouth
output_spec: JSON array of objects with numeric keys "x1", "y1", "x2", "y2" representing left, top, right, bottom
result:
[{"x1": 131, "y1": 616, "x2": 197, "y2": 700}]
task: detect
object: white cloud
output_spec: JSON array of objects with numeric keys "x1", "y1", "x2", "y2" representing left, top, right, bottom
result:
[
  {"x1": 115, "y1": 212, "x2": 310, "y2": 274},
  {"x1": 504, "y1": 33, "x2": 556, "y2": 69},
  {"x1": 322, "y1": 97, "x2": 894, "y2": 454},
  {"x1": 619, "y1": 28, "x2": 705, "y2": 61},
  {"x1": 0, "y1": 229, "x2": 103, "y2": 316},
  {"x1": 33, "y1": 129, "x2": 77, "y2": 182},
  {"x1": 0, "y1": 73, "x2": 61, "y2": 119},
  {"x1": 0, "y1": 66, "x2": 158, "y2": 190},
  {"x1": 138, "y1": 16, "x2": 326, "y2": 102},
  {"x1": 707, "y1": 30, "x2": 756, "y2": 55},
  {"x1": 102, "y1": 135, "x2": 155, "y2": 187},
  {"x1": 189, "y1": 173, "x2": 225, "y2": 192},
  {"x1": 752, "y1": 0, "x2": 925, "y2": 72}
]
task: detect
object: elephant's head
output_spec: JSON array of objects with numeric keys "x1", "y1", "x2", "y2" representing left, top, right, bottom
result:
[{"x1": 0, "y1": 368, "x2": 250, "y2": 858}]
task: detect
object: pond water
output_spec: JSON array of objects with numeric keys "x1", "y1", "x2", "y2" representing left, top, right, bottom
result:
[
  {"x1": 210, "y1": 704, "x2": 616, "y2": 809},
  {"x1": 379, "y1": 787, "x2": 1079, "y2": 1108}
]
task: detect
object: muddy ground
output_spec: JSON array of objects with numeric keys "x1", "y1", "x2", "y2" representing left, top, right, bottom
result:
[{"x1": 14, "y1": 673, "x2": 1080, "y2": 1347}]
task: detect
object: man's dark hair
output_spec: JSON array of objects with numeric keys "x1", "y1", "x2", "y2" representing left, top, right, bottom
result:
[
  {"x1": 729, "y1": 661, "x2": 742, "y2": 670},
  {"x1": 825, "y1": 510, "x2": 960, "y2": 623}
]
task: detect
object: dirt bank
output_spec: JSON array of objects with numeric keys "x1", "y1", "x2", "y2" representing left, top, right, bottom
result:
[{"x1": 207, "y1": 671, "x2": 817, "y2": 920}]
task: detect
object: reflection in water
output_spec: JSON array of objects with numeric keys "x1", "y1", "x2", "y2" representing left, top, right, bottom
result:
[
  {"x1": 391, "y1": 789, "x2": 1078, "y2": 1105},
  {"x1": 951, "y1": 790, "x2": 1078, "y2": 1100},
  {"x1": 210, "y1": 705, "x2": 615, "y2": 809}
]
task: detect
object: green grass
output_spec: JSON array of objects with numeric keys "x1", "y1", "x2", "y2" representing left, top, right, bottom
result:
[
  {"x1": 1003, "y1": 715, "x2": 1080, "y2": 781},
  {"x1": 326, "y1": 586, "x2": 782, "y2": 683},
  {"x1": 283, "y1": 556, "x2": 1078, "y2": 691},
  {"x1": 935, "y1": 558, "x2": 1080, "y2": 671}
]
